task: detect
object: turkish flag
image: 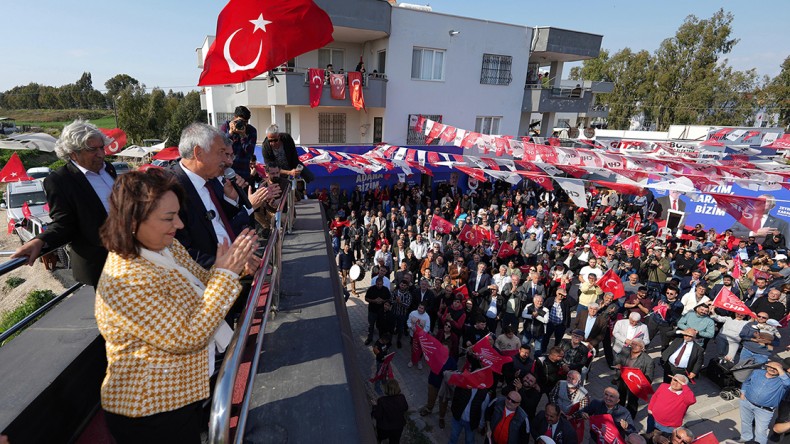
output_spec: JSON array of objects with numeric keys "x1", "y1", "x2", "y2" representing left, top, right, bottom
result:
[
  {"x1": 563, "y1": 238, "x2": 576, "y2": 250},
  {"x1": 329, "y1": 73, "x2": 345, "y2": 99},
  {"x1": 348, "y1": 71, "x2": 365, "y2": 110},
  {"x1": 459, "y1": 224, "x2": 482, "y2": 247},
  {"x1": 625, "y1": 213, "x2": 641, "y2": 232},
  {"x1": 589, "y1": 414, "x2": 624, "y2": 444},
  {"x1": 604, "y1": 223, "x2": 616, "y2": 235},
  {"x1": 621, "y1": 367, "x2": 654, "y2": 401},
  {"x1": 453, "y1": 284, "x2": 469, "y2": 300},
  {"x1": 308, "y1": 68, "x2": 324, "y2": 107},
  {"x1": 21, "y1": 202, "x2": 31, "y2": 219},
  {"x1": 597, "y1": 268, "x2": 626, "y2": 299},
  {"x1": 498, "y1": 242, "x2": 517, "y2": 258},
  {"x1": 7, "y1": 218, "x2": 15, "y2": 235},
  {"x1": 100, "y1": 128, "x2": 127, "y2": 155},
  {"x1": 713, "y1": 287, "x2": 757, "y2": 318},
  {"x1": 692, "y1": 432, "x2": 718, "y2": 444},
  {"x1": 732, "y1": 255, "x2": 743, "y2": 279},
  {"x1": 471, "y1": 334, "x2": 512, "y2": 374},
  {"x1": 710, "y1": 193, "x2": 767, "y2": 232},
  {"x1": 454, "y1": 201, "x2": 462, "y2": 219},
  {"x1": 448, "y1": 366, "x2": 494, "y2": 389},
  {"x1": 0, "y1": 152, "x2": 31, "y2": 182},
  {"x1": 620, "y1": 234, "x2": 641, "y2": 257},
  {"x1": 198, "y1": 0, "x2": 334, "y2": 86},
  {"x1": 698, "y1": 260, "x2": 708, "y2": 275},
  {"x1": 589, "y1": 241, "x2": 606, "y2": 258},
  {"x1": 653, "y1": 302, "x2": 668, "y2": 320},
  {"x1": 430, "y1": 214, "x2": 454, "y2": 234},
  {"x1": 415, "y1": 326, "x2": 449, "y2": 374},
  {"x1": 369, "y1": 352, "x2": 396, "y2": 383},
  {"x1": 320, "y1": 162, "x2": 339, "y2": 173}
]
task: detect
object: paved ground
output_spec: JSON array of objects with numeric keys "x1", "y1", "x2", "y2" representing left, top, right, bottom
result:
[{"x1": 345, "y1": 274, "x2": 750, "y2": 443}]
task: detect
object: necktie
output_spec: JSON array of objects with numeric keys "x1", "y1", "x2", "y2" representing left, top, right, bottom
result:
[
  {"x1": 206, "y1": 182, "x2": 236, "y2": 242},
  {"x1": 546, "y1": 425, "x2": 552, "y2": 437},
  {"x1": 672, "y1": 200, "x2": 678, "y2": 211},
  {"x1": 674, "y1": 342, "x2": 687, "y2": 366}
]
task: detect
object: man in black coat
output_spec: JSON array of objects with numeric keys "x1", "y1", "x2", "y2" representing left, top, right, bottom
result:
[
  {"x1": 261, "y1": 124, "x2": 314, "y2": 183},
  {"x1": 570, "y1": 303, "x2": 608, "y2": 349},
  {"x1": 661, "y1": 328, "x2": 704, "y2": 383},
  {"x1": 542, "y1": 290, "x2": 572, "y2": 352},
  {"x1": 532, "y1": 402, "x2": 578, "y2": 444},
  {"x1": 13, "y1": 119, "x2": 116, "y2": 287}
]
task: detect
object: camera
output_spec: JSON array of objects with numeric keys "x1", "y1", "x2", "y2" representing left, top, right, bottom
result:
[{"x1": 233, "y1": 119, "x2": 246, "y2": 132}]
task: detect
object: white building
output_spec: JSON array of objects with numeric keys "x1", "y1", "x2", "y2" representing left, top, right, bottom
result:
[{"x1": 197, "y1": 0, "x2": 610, "y2": 145}]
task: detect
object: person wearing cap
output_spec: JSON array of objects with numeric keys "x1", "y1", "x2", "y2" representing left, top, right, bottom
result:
[
  {"x1": 559, "y1": 329, "x2": 593, "y2": 381},
  {"x1": 739, "y1": 360, "x2": 790, "y2": 444},
  {"x1": 612, "y1": 312, "x2": 650, "y2": 354},
  {"x1": 646, "y1": 374, "x2": 695, "y2": 435},
  {"x1": 546, "y1": 233, "x2": 559, "y2": 254},
  {"x1": 613, "y1": 338, "x2": 653, "y2": 419},
  {"x1": 739, "y1": 312, "x2": 780, "y2": 366},
  {"x1": 676, "y1": 301, "x2": 715, "y2": 346},
  {"x1": 660, "y1": 328, "x2": 703, "y2": 383}
]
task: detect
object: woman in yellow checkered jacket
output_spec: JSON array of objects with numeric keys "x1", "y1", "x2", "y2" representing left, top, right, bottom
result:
[{"x1": 95, "y1": 170, "x2": 258, "y2": 443}]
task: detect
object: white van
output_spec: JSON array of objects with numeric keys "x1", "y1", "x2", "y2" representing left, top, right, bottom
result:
[
  {"x1": 2, "y1": 180, "x2": 48, "y2": 225},
  {"x1": 26, "y1": 167, "x2": 52, "y2": 181}
]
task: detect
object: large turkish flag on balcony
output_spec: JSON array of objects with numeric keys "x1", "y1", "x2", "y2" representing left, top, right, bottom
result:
[
  {"x1": 198, "y1": 0, "x2": 333, "y2": 86},
  {"x1": 330, "y1": 73, "x2": 346, "y2": 100},
  {"x1": 308, "y1": 68, "x2": 324, "y2": 108},
  {"x1": 348, "y1": 71, "x2": 365, "y2": 110}
]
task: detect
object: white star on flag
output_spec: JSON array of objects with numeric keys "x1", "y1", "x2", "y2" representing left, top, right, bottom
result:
[{"x1": 250, "y1": 14, "x2": 272, "y2": 33}]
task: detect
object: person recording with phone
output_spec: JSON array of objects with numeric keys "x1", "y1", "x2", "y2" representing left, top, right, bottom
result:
[{"x1": 222, "y1": 105, "x2": 257, "y2": 182}]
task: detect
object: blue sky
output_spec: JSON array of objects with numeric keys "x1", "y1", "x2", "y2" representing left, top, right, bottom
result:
[{"x1": 0, "y1": 0, "x2": 787, "y2": 93}]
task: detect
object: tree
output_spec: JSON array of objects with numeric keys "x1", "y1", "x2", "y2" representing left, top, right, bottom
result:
[
  {"x1": 116, "y1": 84, "x2": 151, "y2": 143},
  {"x1": 104, "y1": 74, "x2": 140, "y2": 100},
  {"x1": 764, "y1": 56, "x2": 790, "y2": 129},
  {"x1": 163, "y1": 91, "x2": 207, "y2": 146},
  {"x1": 146, "y1": 88, "x2": 168, "y2": 138}
]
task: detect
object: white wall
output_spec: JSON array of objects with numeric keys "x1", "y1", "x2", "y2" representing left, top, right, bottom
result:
[{"x1": 382, "y1": 8, "x2": 532, "y2": 144}]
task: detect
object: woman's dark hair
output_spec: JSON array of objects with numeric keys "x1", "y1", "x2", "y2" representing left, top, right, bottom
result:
[{"x1": 100, "y1": 169, "x2": 185, "y2": 258}]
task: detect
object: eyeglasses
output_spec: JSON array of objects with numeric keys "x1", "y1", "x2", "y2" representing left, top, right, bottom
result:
[
  {"x1": 506, "y1": 396, "x2": 519, "y2": 403},
  {"x1": 758, "y1": 315, "x2": 769, "y2": 319},
  {"x1": 267, "y1": 138, "x2": 280, "y2": 143}
]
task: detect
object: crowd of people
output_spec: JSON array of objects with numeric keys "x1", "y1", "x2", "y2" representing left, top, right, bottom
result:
[{"x1": 329, "y1": 176, "x2": 790, "y2": 443}]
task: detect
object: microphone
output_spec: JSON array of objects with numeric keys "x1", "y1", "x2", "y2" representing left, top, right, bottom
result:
[{"x1": 223, "y1": 168, "x2": 252, "y2": 209}]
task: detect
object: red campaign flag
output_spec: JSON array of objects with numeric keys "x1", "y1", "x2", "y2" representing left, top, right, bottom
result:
[
  {"x1": 547, "y1": 137, "x2": 561, "y2": 146},
  {"x1": 100, "y1": 128, "x2": 127, "y2": 155},
  {"x1": 454, "y1": 200, "x2": 462, "y2": 219},
  {"x1": 732, "y1": 255, "x2": 743, "y2": 279},
  {"x1": 607, "y1": 231, "x2": 622, "y2": 247},
  {"x1": 498, "y1": 242, "x2": 518, "y2": 259},
  {"x1": 589, "y1": 241, "x2": 606, "y2": 258},
  {"x1": 713, "y1": 286, "x2": 758, "y2": 318},
  {"x1": 532, "y1": 175, "x2": 554, "y2": 191},
  {"x1": 779, "y1": 311, "x2": 790, "y2": 329},
  {"x1": 481, "y1": 158, "x2": 499, "y2": 170},
  {"x1": 7, "y1": 218, "x2": 15, "y2": 235},
  {"x1": 405, "y1": 149, "x2": 417, "y2": 162},
  {"x1": 494, "y1": 138, "x2": 509, "y2": 157},
  {"x1": 425, "y1": 122, "x2": 445, "y2": 144},
  {"x1": 347, "y1": 71, "x2": 365, "y2": 110},
  {"x1": 459, "y1": 224, "x2": 482, "y2": 247},
  {"x1": 709, "y1": 193, "x2": 767, "y2": 232},
  {"x1": 698, "y1": 260, "x2": 708, "y2": 276},
  {"x1": 456, "y1": 166, "x2": 488, "y2": 183},
  {"x1": 427, "y1": 151, "x2": 440, "y2": 166},
  {"x1": 369, "y1": 352, "x2": 396, "y2": 383},
  {"x1": 430, "y1": 214, "x2": 454, "y2": 234},
  {"x1": 692, "y1": 432, "x2": 718, "y2": 444},
  {"x1": 603, "y1": 223, "x2": 617, "y2": 235},
  {"x1": 298, "y1": 153, "x2": 313, "y2": 163},
  {"x1": 453, "y1": 284, "x2": 469, "y2": 300},
  {"x1": 460, "y1": 131, "x2": 481, "y2": 149},
  {"x1": 550, "y1": 221, "x2": 559, "y2": 234},
  {"x1": 589, "y1": 414, "x2": 624, "y2": 444},
  {"x1": 620, "y1": 234, "x2": 641, "y2": 258},
  {"x1": 438, "y1": 125, "x2": 458, "y2": 144},
  {"x1": 320, "y1": 162, "x2": 339, "y2": 173},
  {"x1": 448, "y1": 366, "x2": 494, "y2": 389},
  {"x1": 415, "y1": 325, "x2": 449, "y2": 374},
  {"x1": 597, "y1": 268, "x2": 626, "y2": 299},
  {"x1": 407, "y1": 161, "x2": 433, "y2": 176},
  {"x1": 21, "y1": 202, "x2": 31, "y2": 219},
  {"x1": 753, "y1": 268, "x2": 772, "y2": 281},
  {"x1": 0, "y1": 152, "x2": 32, "y2": 182},
  {"x1": 653, "y1": 302, "x2": 669, "y2": 320},
  {"x1": 198, "y1": 0, "x2": 333, "y2": 86},
  {"x1": 308, "y1": 68, "x2": 324, "y2": 107},
  {"x1": 557, "y1": 164, "x2": 587, "y2": 178},
  {"x1": 414, "y1": 115, "x2": 426, "y2": 133},
  {"x1": 471, "y1": 334, "x2": 512, "y2": 374},
  {"x1": 593, "y1": 181, "x2": 644, "y2": 196},
  {"x1": 563, "y1": 238, "x2": 577, "y2": 250},
  {"x1": 621, "y1": 367, "x2": 654, "y2": 401},
  {"x1": 742, "y1": 130, "x2": 761, "y2": 141},
  {"x1": 609, "y1": 168, "x2": 649, "y2": 183},
  {"x1": 329, "y1": 73, "x2": 345, "y2": 100}
]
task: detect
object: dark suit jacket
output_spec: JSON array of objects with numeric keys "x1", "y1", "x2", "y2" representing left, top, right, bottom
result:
[
  {"x1": 679, "y1": 276, "x2": 707, "y2": 295},
  {"x1": 657, "y1": 195, "x2": 686, "y2": 221},
  {"x1": 37, "y1": 161, "x2": 116, "y2": 286},
  {"x1": 468, "y1": 272, "x2": 493, "y2": 293},
  {"x1": 731, "y1": 214, "x2": 790, "y2": 245},
  {"x1": 410, "y1": 288, "x2": 436, "y2": 312},
  {"x1": 531, "y1": 413, "x2": 578, "y2": 444},
  {"x1": 172, "y1": 163, "x2": 250, "y2": 269},
  {"x1": 571, "y1": 309, "x2": 609, "y2": 348},
  {"x1": 261, "y1": 133, "x2": 314, "y2": 182},
  {"x1": 661, "y1": 338, "x2": 704, "y2": 375}
]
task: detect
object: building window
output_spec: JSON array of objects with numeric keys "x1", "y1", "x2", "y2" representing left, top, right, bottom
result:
[
  {"x1": 411, "y1": 48, "x2": 445, "y2": 81},
  {"x1": 318, "y1": 49, "x2": 344, "y2": 71},
  {"x1": 480, "y1": 54, "x2": 512, "y2": 85},
  {"x1": 319, "y1": 113, "x2": 346, "y2": 143},
  {"x1": 407, "y1": 114, "x2": 442, "y2": 145},
  {"x1": 216, "y1": 112, "x2": 234, "y2": 129},
  {"x1": 475, "y1": 116, "x2": 502, "y2": 135},
  {"x1": 377, "y1": 50, "x2": 386, "y2": 74},
  {"x1": 373, "y1": 117, "x2": 383, "y2": 143},
  {"x1": 285, "y1": 112, "x2": 292, "y2": 135}
]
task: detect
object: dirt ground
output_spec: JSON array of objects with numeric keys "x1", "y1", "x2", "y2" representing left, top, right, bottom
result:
[{"x1": 0, "y1": 208, "x2": 72, "y2": 316}]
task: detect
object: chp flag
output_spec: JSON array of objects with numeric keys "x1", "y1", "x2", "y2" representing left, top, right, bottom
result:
[
  {"x1": 198, "y1": 0, "x2": 334, "y2": 86},
  {"x1": 448, "y1": 366, "x2": 494, "y2": 389},
  {"x1": 470, "y1": 334, "x2": 512, "y2": 374},
  {"x1": 429, "y1": 214, "x2": 454, "y2": 235},
  {"x1": 620, "y1": 367, "x2": 654, "y2": 401},
  {"x1": 414, "y1": 326, "x2": 449, "y2": 374},
  {"x1": 368, "y1": 352, "x2": 395, "y2": 383},
  {"x1": 597, "y1": 268, "x2": 626, "y2": 299},
  {"x1": 555, "y1": 177, "x2": 588, "y2": 209},
  {"x1": 589, "y1": 414, "x2": 624, "y2": 444},
  {"x1": 709, "y1": 193, "x2": 768, "y2": 233},
  {"x1": 712, "y1": 286, "x2": 758, "y2": 318}
]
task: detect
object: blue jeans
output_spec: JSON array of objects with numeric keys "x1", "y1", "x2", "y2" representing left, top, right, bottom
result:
[
  {"x1": 522, "y1": 331, "x2": 545, "y2": 357},
  {"x1": 449, "y1": 418, "x2": 475, "y2": 444},
  {"x1": 740, "y1": 347, "x2": 770, "y2": 366},
  {"x1": 740, "y1": 398, "x2": 774, "y2": 444}
]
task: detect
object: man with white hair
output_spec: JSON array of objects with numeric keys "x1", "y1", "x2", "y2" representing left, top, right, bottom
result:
[
  {"x1": 612, "y1": 312, "x2": 650, "y2": 354},
  {"x1": 647, "y1": 374, "x2": 696, "y2": 435}
]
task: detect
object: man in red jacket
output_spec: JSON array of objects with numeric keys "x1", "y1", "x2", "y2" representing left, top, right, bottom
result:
[{"x1": 647, "y1": 374, "x2": 696, "y2": 436}]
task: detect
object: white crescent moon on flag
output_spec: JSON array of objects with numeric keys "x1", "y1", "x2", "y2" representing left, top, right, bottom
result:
[
  {"x1": 106, "y1": 141, "x2": 119, "y2": 153},
  {"x1": 605, "y1": 278, "x2": 618, "y2": 288},
  {"x1": 626, "y1": 372, "x2": 641, "y2": 384},
  {"x1": 351, "y1": 79, "x2": 361, "y2": 88},
  {"x1": 224, "y1": 28, "x2": 263, "y2": 73},
  {"x1": 333, "y1": 77, "x2": 343, "y2": 86},
  {"x1": 312, "y1": 75, "x2": 323, "y2": 87}
]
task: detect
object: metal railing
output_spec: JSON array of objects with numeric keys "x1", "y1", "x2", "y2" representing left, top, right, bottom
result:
[
  {"x1": 208, "y1": 181, "x2": 293, "y2": 444},
  {"x1": 0, "y1": 251, "x2": 84, "y2": 345}
]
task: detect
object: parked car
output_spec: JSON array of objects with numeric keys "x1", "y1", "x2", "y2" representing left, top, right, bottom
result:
[
  {"x1": 15, "y1": 214, "x2": 51, "y2": 244},
  {"x1": 112, "y1": 161, "x2": 131, "y2": 175},
  {"x1": 1, "y1": 180, "x2": 48, "y2": 226},
  {"x1": 26, "y1": 167, "x2": 52, "y2": 181}
]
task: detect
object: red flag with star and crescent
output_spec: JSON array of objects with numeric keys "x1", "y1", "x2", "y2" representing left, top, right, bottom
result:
[
  {"x1": 454, "y1": 200, "x2": 462, "y2": 219},
  {"x1": 414, "y1": 326, "x2": 449, "y2": 374},
  {"x1": 100, "y1": 128, "x2": 127, "y2": 155},
  {"x1": 713, "y1": 287, "x2": 757, "y2": 318},
  {"x1": 430, "y1": 214, "x2": 454, "y2": 235},
  {"x1": 471, "y1": 334, "x2": 512, "y2": 374},
  {"x1": 459, "y1": 224, "x2": 482, "y2": 247},
  {"x1": 498, "y1": 242, "x2": 517, "y2": 259},
  {"x1": 348, "y1": 71, "x2": 365, "y2": 110},
  {"x1": 7, "y1": 218, "x2": 15, "y2": 235},
  {"x1": 330, "y1": 73, "x2": 345, "y2": 100},
  {"x1": 621, "y1": 367, "x2": 654, "y2": 401},
  {"x1": 198, "y1": 0, "x2": 334, "y2": 86},
  {"x1": 620, "y1": 234, "x2": 641, "y2": 258},
  {"x1": 448, "y1": 366, "x2": 494, "y2": 389},
  {"x1": 597, "y1": 268, "x2": 626, "y2": 299},
  {"x1": 308, "y1": 68, "x2": 324, "y2": 107},
  {"x1": 0, "y1": 152, "x2": 31, "y2": 182},
  {"x1": 453, "y1": 284, "x2": 469, "y2": 300}
]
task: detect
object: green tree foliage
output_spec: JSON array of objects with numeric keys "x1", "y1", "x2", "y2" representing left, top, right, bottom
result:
[
  {"x1": 104, "y1": 74, "x2": 140, "y2": 100},
  {"x1": 117, "y1": 83, "x2": 152, "y2": 143},
  {"x1": 163, "y1": 91, "x2": 207, "y2": 146},
  {"x1": 573, "y1": 9, "x2": 761, "y2": 130},
  {"x1": 764, "y1": 57, "x2": 790, "y2": 129},
  {"x1": 146, "y1": 88, "x2": 169, "y2": 138}
]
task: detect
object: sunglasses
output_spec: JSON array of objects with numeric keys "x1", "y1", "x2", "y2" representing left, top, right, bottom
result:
[
  {"x1": 506, "y1": 396, "x2": 519, "y2": 403},
  {"x1": 267, "y1": 138, "x2": 280, "y2": 142}
]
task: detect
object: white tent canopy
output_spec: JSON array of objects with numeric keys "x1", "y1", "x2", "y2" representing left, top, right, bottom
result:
[
  {"x1": 115, "y1": 145, "x2": 158, "y2": 158},
  {"x1": 0, "y1": 132, "x2": 57, "y2": 152}
]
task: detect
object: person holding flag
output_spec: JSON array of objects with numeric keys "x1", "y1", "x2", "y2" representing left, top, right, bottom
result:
[{"x1": 613, "y1": 339, "x2": 654, "y2": 420}]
